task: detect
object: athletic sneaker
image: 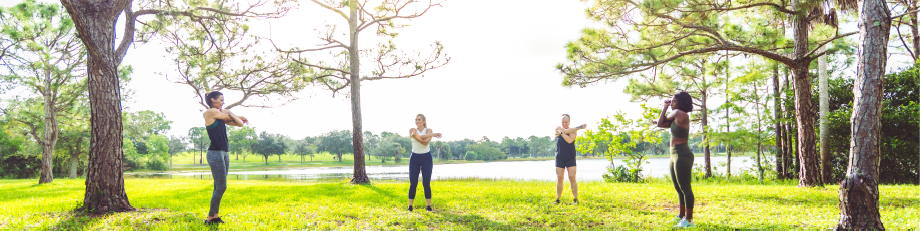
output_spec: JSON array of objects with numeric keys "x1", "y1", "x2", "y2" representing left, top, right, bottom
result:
[
  {"x1": 426, "y1": 206, "x2": 432, "y2": 212},
  {"x1": 554, "y1": 199, "x2": 560, "y2": 204},
  {"x1": 408, "y1": 205, "x2": 413, "y2": 212},
  {"x1": 672, "y1": 218, "x2": 694, "y2": 228},
  {"x1": 671, "y1": 216, "x2": 682, "y2": 224},
  {"x1": 573, "y1": 198, "x2": 579, "y2": 205}
]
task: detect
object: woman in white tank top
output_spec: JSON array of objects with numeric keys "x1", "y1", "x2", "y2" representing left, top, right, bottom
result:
[{"x1": 407, "y1": 114, "x2": 442, "y2": 212}]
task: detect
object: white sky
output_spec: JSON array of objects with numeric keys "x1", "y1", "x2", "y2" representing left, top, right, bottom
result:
[
  {"x1": 4, "y1": 0, "x2": 914, "y2": 142},
  {"x1": 119, "y1": 0, "x2": 645, "y2": 141}
]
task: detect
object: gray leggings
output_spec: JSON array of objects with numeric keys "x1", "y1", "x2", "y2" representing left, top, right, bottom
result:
[
  {"x1": 207, "y1": 150, "x2": 229, "y2": 217},
  {"x1": 669, "y1": 144, "x2": 694, "y2": 209}
]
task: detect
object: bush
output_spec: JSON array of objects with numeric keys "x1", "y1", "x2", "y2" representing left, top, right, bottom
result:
[
  {"x1": 603, "y1": 164, "x2": 641, "y2": 182},
  {"x1": 146, "y1": 158, "x2": 168, "y2": 171},
  {"x1": 823, "y1": 66, "x2": 919, "y2": 184},
  {"x1": 0, "y1": 155, "x2": 40, "y2": 179},
  {"x1": 464, "y1": 151, "x2": 478, "y2": 161}
]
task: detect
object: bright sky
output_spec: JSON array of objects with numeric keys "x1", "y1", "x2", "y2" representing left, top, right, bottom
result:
[
  {"x1": 119, "y1": 0, "x2": 645, "y2": 141},
  {"x1": 4, "y1": 0, "x2": 913, "y2": 142}
]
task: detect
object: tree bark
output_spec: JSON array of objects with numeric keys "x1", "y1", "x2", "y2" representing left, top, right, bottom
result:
[
  {"x1": 773, "y1": 63, "x2": 783, "y2": 179},
  {"x1": 348, "y1": 2, "x2": 370, "y2": 184},
  {"x1": 837, "y1": 0, "x2": 889, "y2": 228},
  {"x1": 69, "y1": 153, "x2": 79, "y2": 179},
  {"x1": 39, "y1": 72, "x2": 60, "y2": 183},
  {"x1": 701, "y1": 79, "x2": 712, "y2": 178},
  {"x1": 755, "y1": 80, "x2": 764, "y2": 182},
  {"x1": 912, "y1": 0, "x2": 919, "y2": 62},
  {"x1": 725, "y1": 61, "x2": 731, "y2": 178},
  {"x1": 791, "y1": 0, "x2": 822, "y2": 186},
  {"x1": 819, "y1": 45, "x2": 831, "y2": 183},
  {"x1": 61, "y1": 0, "x2": 135, "y2": 213}
]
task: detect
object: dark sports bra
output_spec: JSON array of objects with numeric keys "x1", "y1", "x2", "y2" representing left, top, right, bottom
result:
[{"x1": 670, "y1": 121, "x2": 689, "y2": 139}]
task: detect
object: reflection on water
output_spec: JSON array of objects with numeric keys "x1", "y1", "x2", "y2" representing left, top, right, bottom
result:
[{"x1": 127, "y1": 156, "x2": 766, "y2": 182}]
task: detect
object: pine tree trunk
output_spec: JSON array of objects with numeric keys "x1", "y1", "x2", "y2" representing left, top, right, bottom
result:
[
  {"x1": 39, "y1": 71, "x2": 60, "y2": 184},
  {"x1": 60, "y1": 0, "x2": 134, "y2": 213},
  {"x1": 791, "y1": 0, "x2": 822, "y2": 186},
  {"x1": 348, "y1": 2, "x2": 370, "y2": 184},
  {"x1": 819, "y1": 45, "x2": 831, "y2": 183},
  {"x1": 773, "y1": 63, "x2": 783, "y2": 179},
  {"x1": 725, "y1": 72, "x2": 731, "y2": 178},
  {"x1": 69, "y1": 152, "x2": 79, "y2": 179},
  {"x1": 837, "y1": 0, "x2": 888, "y2": 228},
  {"x1": 701, "y1": 86, "x2": 712, "y2": 178},
  {"x1": 912, "y1": 0, "x2": 919, "y2": 62}
]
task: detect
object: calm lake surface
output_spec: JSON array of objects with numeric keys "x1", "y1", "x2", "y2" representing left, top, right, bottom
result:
[{"x1": 130, "y1": 156, "x2": 768, "y2": 181}]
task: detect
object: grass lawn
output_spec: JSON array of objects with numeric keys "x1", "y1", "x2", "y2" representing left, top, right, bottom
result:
[{"x1": 1, "y1": 178, "x2": 916, "y2": 230}]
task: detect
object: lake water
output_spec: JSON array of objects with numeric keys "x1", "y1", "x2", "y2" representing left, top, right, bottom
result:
[{"x1": 131, "y1": 156, "x2": 768, "y2": 181}]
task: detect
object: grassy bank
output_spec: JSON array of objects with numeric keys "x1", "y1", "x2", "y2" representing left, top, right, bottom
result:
[{"x1": 1, "y1": 178, "x2": 916, "y2": 230}]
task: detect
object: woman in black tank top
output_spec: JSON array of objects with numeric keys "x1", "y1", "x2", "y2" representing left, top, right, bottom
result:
[
  {"x1": 201, "y1": 91, "x2": 247, "y2": 224},
  {"x1": 554, "y1": 114, "x2": 586, "y2": 205}
]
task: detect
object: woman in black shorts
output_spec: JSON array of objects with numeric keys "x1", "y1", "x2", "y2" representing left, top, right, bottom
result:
[{"x1": 554, "y1": 114, "x2": 585, "y2": 205}]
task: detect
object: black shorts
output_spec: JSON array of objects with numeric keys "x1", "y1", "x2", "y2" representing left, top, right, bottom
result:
[{"x1": 555, "y1": 157, "x2": 576, "y2": 168}]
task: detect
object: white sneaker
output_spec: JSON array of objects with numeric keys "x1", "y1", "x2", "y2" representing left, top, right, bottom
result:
[
  {"x1": 671, "y1": 216, "x2": 682, "y2": 224},
  {"x1": 672, "y1": 218, "x2": 695, "y2": 228}
]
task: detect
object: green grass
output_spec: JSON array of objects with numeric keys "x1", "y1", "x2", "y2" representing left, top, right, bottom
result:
[{"x1": 1, "y1": 178, "x2": 916, "y2": 230}]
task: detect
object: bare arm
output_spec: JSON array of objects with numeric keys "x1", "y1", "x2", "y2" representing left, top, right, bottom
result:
[
  {"x1": 409, "y1": 128, "x2": 438, "y2": 145},
  {"x1": 560, "y1": 131, "x2": 577, "y2": 144},
  {"x1": 206, "y1": 109, "x2": 245, "y2": 127},
  {"x1": 657, "y1": 100, "x2": 673, "y2": 128},
  {"x1": 561, "y1": 124, "x2": 587, "y2": 134}
]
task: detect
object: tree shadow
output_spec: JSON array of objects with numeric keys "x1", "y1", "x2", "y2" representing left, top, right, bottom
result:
[{"x1": 48, "y1": 208, "x2": 204, "y2": 230}]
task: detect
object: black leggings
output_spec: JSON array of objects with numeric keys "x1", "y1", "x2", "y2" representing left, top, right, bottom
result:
[
  {"x1": 408, "y1": 152, "x2": 433, "y2": 199},
  {"x1": 669, "y1": 144, "x2": 695, "y2": 209}
]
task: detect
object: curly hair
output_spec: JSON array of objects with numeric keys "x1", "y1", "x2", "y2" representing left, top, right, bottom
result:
[{"x1": 674, "y1": 92, "x2": 693, "y2": 112}]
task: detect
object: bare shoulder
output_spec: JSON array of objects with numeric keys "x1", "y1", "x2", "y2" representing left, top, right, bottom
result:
[
  {"x1": 426, "y1": 128, "x2": 433, "y2": 133},
  {"x1": 677, "y1": 110, "x2": 690, "y2": 120},
  {"x1": 203, "y1": 108, "x2": 218, "y2": 117}
]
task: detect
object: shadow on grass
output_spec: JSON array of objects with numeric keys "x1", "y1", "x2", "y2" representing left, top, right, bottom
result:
[
  {"x1": 48, "y1": 208, "x2": 205, "y2": 230},
  {"x1": 434, "y1": 211, "x2": 515, "y2": 230},
  {"x1": 0, "y1": 182, "x2": 82, "y2": 203}
]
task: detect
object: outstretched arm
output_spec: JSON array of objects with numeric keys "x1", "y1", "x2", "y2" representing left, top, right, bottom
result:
[
  {"x1": 410, "y1": 129, "x2": 441, "y2": 146},
  {"x1": 560, "y1": 124, "x2": 587, "y2": 134}
]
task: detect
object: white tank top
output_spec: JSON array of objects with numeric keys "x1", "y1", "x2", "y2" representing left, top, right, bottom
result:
[{"x1": 411, "y1": 128, "x2": 430, "y2": 154}]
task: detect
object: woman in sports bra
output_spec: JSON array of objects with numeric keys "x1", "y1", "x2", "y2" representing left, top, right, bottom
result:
[
  {"x1": 407, "y1": 114, "x2": 442, "y2": 212},
  {"x1": 656, "y1": 92, "x2": 695, "y2": 228},
  {"x1": 201, "y1": 91, "x2": 247, "y2": 224},
  {"x1": 554, "y1": 114, "x2": 586, "y2": 205}
]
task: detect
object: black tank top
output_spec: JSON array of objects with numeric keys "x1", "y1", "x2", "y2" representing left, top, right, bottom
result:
[
  {"x1": 206, "y1": 119, "x2": 229, "y2": 152},
  {"x1": 555, "y1": 135, "x2": 576, "y2": 159}
]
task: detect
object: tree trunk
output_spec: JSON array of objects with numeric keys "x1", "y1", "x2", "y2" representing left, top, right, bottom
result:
[
  {"x1": 773, "y1": 63, "x2": 783, "y2": 179},
  {"x1": 69, "y1": 152, "x2": 79, "y2": 179},
  {"x1": 755, "y1": 80, "x2": 765, "y2": 182},
  {"x1": 790, "y1": 0, "x2": 822, "y2": 186},
  {"x1": 725, "y1": 67, "x2": 731, "y2": 178},
  {"x1": 819, "y1": 45, "x2": 831, "y2": 183},
  {"x1": 348, "y1": 2, "x2": 370, "y2": 184},
  {"x1": 837, "y1": 0, "x2": 889, "y2": 228},
  {"x1": 61, "y1": 0, "x2": 134, "y2": 213},
  {"x1": 701, "y1": 85, "x2": 712, "y2": 178},
  {"x1": 39, "y1": 71, "x2": 60, "y2": 184},
  {"x1": 912, "y1": 0, "x2": 919, "y2": 62}
]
